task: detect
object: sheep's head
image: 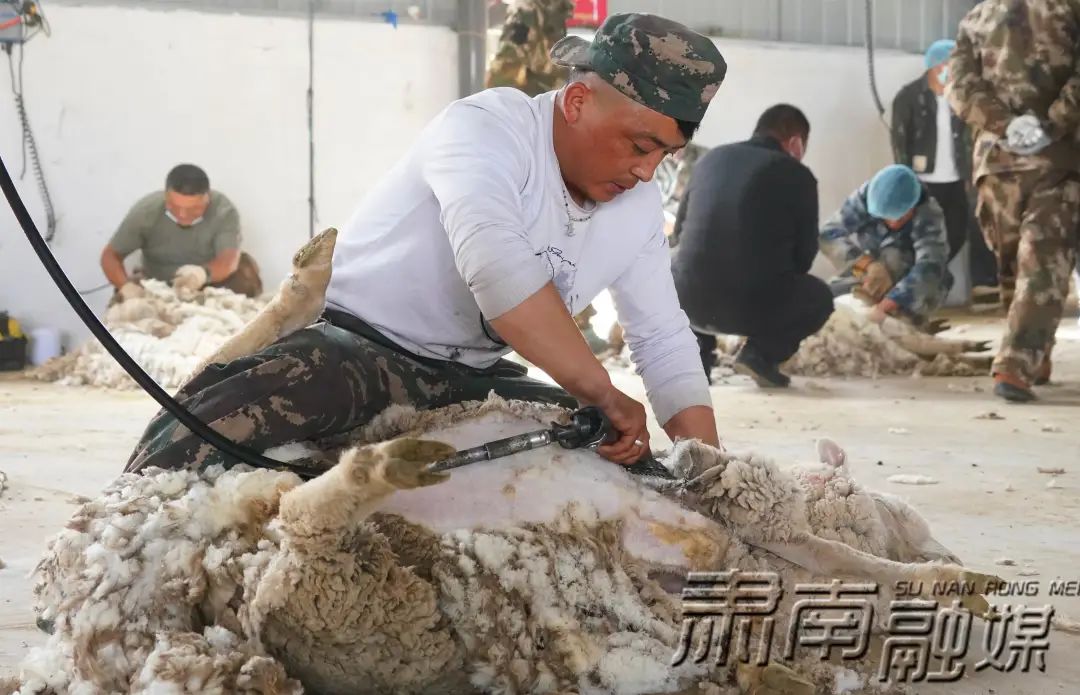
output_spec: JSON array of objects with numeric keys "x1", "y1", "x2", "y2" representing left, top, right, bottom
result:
[
  {"x1": 800, "y1": 438, "x2": 961, "y2": 565},
  {"x1": 871, "y1": 493, "x2": 961, "y2": 564}
]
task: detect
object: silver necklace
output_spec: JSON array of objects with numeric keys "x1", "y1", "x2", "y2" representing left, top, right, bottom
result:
[{"x1": 560, "y1": 185, "x2": 593, "y2": 237}]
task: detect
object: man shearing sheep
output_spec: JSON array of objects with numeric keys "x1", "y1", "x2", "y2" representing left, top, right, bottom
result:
[
  {"x1": 101, "y1": 164, "x2": 263, "y2": 300},
  {"x1": 124, "y1": 13, "x2": 726, "y2": 475}
]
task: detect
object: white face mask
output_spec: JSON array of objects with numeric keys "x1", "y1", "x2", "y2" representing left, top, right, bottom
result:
[{"x1": 166, "y1": 210, "x2": 204, "y2": 227}]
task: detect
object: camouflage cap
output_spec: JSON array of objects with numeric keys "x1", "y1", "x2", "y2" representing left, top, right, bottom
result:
[{"x1": 549, "y1": 13, "x2": 726, "y2": 123}]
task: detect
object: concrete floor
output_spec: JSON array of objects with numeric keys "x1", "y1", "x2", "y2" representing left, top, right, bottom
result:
[{"x1": 1, "y1": 317, "x2": 1079, "y2": 694}]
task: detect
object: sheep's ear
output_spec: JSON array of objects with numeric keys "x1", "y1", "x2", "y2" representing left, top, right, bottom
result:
[
  {"x1": 378, "y1": 438, "x2": 457, "y2": 464},
  {"x1": 816, "y1": 438, "x2": 847, "y2": 468}
]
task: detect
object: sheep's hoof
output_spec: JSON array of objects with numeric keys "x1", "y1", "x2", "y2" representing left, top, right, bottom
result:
[
  {"x1": 382, "y1": 458, "x2": 450, "y2": 490},
  {"x1": 736, "y1": 663, "x2": 814, "y2": 695},
  {"x1": 292, "y1": 227, "x2": 337, "y2": 268},
  {"x1": 378, "y1": 439, "x2": 456, "y2": 489}
]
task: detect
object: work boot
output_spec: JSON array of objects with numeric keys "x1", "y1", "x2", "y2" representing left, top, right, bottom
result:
[
  {"x1": 734, "y1": 344, "x2": 791, "y2": 388},
  {"x1": 993, "y1": 373, "x2": 1035, "y2": 403}
]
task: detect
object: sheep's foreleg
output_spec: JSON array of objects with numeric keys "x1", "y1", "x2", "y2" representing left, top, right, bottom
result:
[
  {"x1": 880, "y1": 318, "x2": 991, "y2": 357},
  {"x1": 187, "y1": 228, "x2": 338, "y2": 379},
  {"x1": 278, "y1": 438, "x2": 453, "y2": 546},
  {"x1": 760, "y1": 534, "x2": 1000, "y2": 618}
]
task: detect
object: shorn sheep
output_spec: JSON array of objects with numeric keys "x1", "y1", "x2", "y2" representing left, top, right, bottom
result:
[
  {"x1": 10, "y1": 231, "x2": 1001, "y2": 695},
  {"x1": 12, "y1": 397, "x2": 999, "y2": 695},
  {"x1": 781, "y1": 300, "x2": 992, "y2": 378}
]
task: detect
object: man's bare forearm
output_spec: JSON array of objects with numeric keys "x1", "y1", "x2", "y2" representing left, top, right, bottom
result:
[
  {"x1": 662, "y1": 405, "x2": 720, "y2": 447},
  {"x1": 488, "y1": 282, "x2": 613, "y2": 404},
  {"x1": 100, "y1": 246, "x2": 129, "y2": 288},
  {"x1": 206, "y1": 248, "x2": 241, "y2": 283}
]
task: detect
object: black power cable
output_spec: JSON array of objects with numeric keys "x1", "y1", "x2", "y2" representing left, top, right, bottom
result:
[
  {"x1": 0, "y1": 153, "x2": 319, "y2": 480},
  {"x1": 6, "y1": 40, "x2": 56, "y2": 241}
]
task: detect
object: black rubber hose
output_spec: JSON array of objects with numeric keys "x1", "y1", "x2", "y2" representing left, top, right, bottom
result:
[{"x1": 0, "y1": 153, "x2": 318, "y2": 479}]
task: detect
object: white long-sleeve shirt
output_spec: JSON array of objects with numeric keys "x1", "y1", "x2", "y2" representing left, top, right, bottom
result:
[{"x1": 326, "y1": 88, "x2": 710, "y2": 424}]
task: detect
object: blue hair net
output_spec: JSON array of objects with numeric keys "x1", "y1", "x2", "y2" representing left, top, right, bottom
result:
[
  {"x1": 925, "y1": 39, "x2": 956, "y2": 69},
  {"x1": 867, "y1": 165, "x2": 921, "y2": 220}
]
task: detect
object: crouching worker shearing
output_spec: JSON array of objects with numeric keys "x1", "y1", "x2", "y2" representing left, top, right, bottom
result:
[{"x1": 820, "y1": 165, "x2": 951, "y2": 328}]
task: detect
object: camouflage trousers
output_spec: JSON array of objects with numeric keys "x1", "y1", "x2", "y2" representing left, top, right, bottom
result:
[
  {"x1": 976, "y1": 170, "x2": 1080, "y2": 381},
  {"x1": 124, "y1": 314, "x2": 577, "y2": 475}
]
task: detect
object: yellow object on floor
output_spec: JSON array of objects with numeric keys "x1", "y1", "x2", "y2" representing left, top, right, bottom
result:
[
  {"x1": 2, "y1": 314, "x2": 25, "y2": 339},
  {"x1": 0, "y1": 311, "x2": 28, "y2": 371}
]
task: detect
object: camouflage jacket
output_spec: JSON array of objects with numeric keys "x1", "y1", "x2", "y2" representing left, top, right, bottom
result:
[
  {"x1": 486, "y1": 0, "x2": 574, "y2": 97},
  {"x1": 948, "y1": 0, "x2": 1080, "y2": 179},
  {"x1": 819, "y1": 184, "x2": 949, "y2": 313}
]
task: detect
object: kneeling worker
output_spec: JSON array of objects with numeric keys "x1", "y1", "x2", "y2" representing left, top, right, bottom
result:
[
  {"x1": 672, "y1": 104, "x2": 832, "y2": 388},
  {"x1": 101, "y1": 164, "x2": 263, "y2": 300},
  {"x1": 820, "y1": 165, "x2": 950, "y2": 327}
]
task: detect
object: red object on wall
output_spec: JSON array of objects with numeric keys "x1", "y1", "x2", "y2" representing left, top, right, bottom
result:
[{"x1": 566, "y1": 0, "x2": 607, "y2": 28}]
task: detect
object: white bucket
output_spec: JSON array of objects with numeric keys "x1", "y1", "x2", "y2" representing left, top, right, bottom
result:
[{"x1": 29, "y1": 327, "x2": 63, "y2": 366}]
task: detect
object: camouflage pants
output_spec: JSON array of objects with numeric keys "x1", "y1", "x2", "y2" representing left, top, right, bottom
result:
[
  {"x1": 976, "y1": 170, "x2": 1080, "y2": 381},
  {"x1": 124, "y1": 316, "x2": 577, "y2": 475}
]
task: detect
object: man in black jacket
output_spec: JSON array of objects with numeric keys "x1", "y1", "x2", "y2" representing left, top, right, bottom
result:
[
  {"x1": 672, "y1": 105, "x2": 832, "y2": 388},
  {"x1": 891, "y1": 39, "x2": 998, "y2": 296}
]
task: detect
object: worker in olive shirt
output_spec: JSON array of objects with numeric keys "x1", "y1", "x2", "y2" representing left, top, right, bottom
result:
[
  {"x1": 672, "y1": 105, "x2": 831, "y2": 388},
  {"x1": 101, "y1": 164, "x2": 263, "y2": 299}
]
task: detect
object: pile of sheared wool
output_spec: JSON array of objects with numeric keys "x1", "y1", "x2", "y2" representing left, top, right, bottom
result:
[
  {"x1": 15, "y1": 463, "x2": 304, "y2": 695},
  {"x1": 784, "y1": 303, "x2": 980, "y2": 378},
  {"x1": 30, "y1": 281, "x2": 266, "y2": 389},
  {"x1": 596, "y1": 294, "x2": 979, "y2": 380},
  {"x1": 782, "y1": 303, "x2": 922, "y2": 378}
]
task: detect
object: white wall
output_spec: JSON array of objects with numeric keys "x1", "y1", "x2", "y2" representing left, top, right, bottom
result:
[{"x1": 0, "y1": 4, "x2": 458, "y2": 343}]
